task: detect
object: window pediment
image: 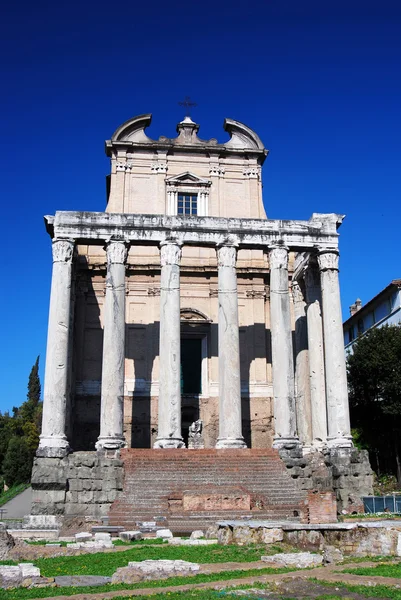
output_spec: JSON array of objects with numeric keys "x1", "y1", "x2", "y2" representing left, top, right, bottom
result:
[{"x1": 166, "y1": 172, "x2": 211, "y2": 187}]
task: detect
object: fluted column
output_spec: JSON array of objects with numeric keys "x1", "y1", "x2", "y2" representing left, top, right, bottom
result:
[
  {"x1": 304, "y1": 263, "x2": 328, "y2": 447},
  {"x1": 96, "y1": 240, "x2": 128, "y2": 450},
  {"x1": 38, "y1": 239, "x2": 75, "y2": 457},
  {"x1": 154, "y1": 239, "x2": 185, "y2": 448},
  {"x1": 318, "y1": 249, "x2": 352, "y2": 448},
  {"x1": 269, "y1": 245, "x2": 298, "y2": 447},
  {"x1": 215, "y1": 242, "x2": 246, "y2": 448},
  {"x1": 292, "y1": 281, "x2": 312, "y2": 448}
]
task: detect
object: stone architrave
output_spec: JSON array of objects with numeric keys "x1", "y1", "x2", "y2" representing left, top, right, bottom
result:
[
  {"x1": 318, "y1": 249, "x2": 352, "y2": 447},
  {"x1": 96, "y1": 240, "x2": 128, "y2": 450},
  {"x1": 37, "y1": 239, "x2": 74, "y2": 457},
  {"x1": 292, "y1": 281, "x2": 312, "y2": 447},
  {"x1": 304, "y1": 263, "x2": 328, "y2": 447},
  {"x1": 215, "y1": 242, "x2": 247, "y2": 448},
  {"x1": 269, "y1": 245, "x2": 298, "y2": 447},
  {"x1": 154, "y1": 239, "x2": 185, "y2": 448}
]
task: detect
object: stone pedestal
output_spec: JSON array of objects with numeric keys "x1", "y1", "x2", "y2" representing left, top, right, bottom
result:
[
  {"x1": 292, "y1": 281, "x2": 312, "y2": 448},
  {"x1": 154, "y1": 240, "x2": 185, "y2": 448},
  {"x1": 96, "y1": 241, "x2": 128, "y2": 450},
  {"x1": 38, "y1": 239, "x2": 74, "y2": 458},
  {"x1": 269, "y1": 246, "x2": 299, "y2": 448},
  {"x1": 318, "y1": 250, "x2": 352, "y2": 448},
  {"x1": 215, "y1": 243, "x2": 246, "y2": 449},
  {"x1": 304, "y1": 264, "x2": 327, "y2": 447}
]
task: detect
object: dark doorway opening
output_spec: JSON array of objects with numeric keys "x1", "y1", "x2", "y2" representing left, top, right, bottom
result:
[{"x1": 181, "y1": 338, "x2": 202, "y2": 445}]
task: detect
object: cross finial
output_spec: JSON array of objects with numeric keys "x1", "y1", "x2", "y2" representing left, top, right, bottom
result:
[{"x1": 178, "y1": 96, "x2": 197, "y2": 118}]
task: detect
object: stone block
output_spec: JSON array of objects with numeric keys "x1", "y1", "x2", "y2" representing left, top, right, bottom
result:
[
  {"x1": 261, "y1": 528, "x2": 283, "y2": 544},
  {"x1": 68, "y1": 479, "x2": 83, "y2": 492},
  {"x1": 0, "y1": 566, "x2": 23, "y2": 588},
  {"x1": 119, "y1": 531, "x2": 142, "y2": 541},
  {"x1": 77, "y1": 467, "x2": 92, "y2": 479},
  {"x1": 261, "y1": 552, "x2": 323, "y2": 568},
  {"x1": 75, "y1": 532, "x2": 92, "y2": 541},
  {"x1": 217, "y1": 527, "x2": 233, "y2": 545},
  {"x1": 55, "y1": 575, "x2": 112, "y2": 587},
  {"x1": 94, "y1": 532, "x2": 112, "y2": 542},
  {"x1": 76, "y1": 491, "x2": 94, "y2": 504},
  {"x1": 232, "y1": 526, "x2": 260, "y2": 545},
  {"x1": 323, "y1": 545, "x2": 344, "y2": 564},
  {"x1": 19, "y1": 564, "x2": 40, "y2": 578},
  {"x1": 190, "y1": 530, "x2": 204, "y2": 540},
  {"x1": 111, "y1": 560, "x2": 200, "y2": 584},
  {"x1": 0, "y1": 530, "x2": 15, "y2": 560},
  {"x1": 205, "y1": 525, "x2": 219, "y2": 539},
  {"x1": 156, "y1": 528, "x2": 173, "y2": 539}
]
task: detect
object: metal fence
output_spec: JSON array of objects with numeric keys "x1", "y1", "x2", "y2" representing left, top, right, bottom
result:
[{"x1": 363, "y1": 495, "x2": 401, "y2": 513}]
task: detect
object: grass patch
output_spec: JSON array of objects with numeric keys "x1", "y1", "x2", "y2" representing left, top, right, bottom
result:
[
  {"x1": 0, "y1": 485, "x2": 30, "y2": 508},
  {"x1": 0, "y1": 565, "x2": 292, "y2": 599},
  {"x1": 312, "y1": 579, "x2": 401, "y2": 599},
  {"x1": 343, "y1": 562, "x2": 401, "y2": 577},
  {"x1": 0, "y1": 543, "x2": 273, "y2": 577}
]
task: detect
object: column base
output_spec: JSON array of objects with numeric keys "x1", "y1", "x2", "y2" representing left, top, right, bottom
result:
[
  {"x1": 95, "y1": 436, "x2": 127, "y2": 451},
  {"x1": 215, "y1": 437, "x2": 247, "y2": 449},
  {"x1": 153, "y1": 437, "x2": 186, "y2": 449},
  {"x1": 327, "y1": 435, "x2": 353, "y2": 449},
  {"x1": 272, "y1": 436, "x2": 300, "y2": 450},
  {"x1": 36, "y1": 436, "x2": 70, "y2": 458}
]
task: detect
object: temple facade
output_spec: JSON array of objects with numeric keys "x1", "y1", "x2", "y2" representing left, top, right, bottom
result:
[{"x1": 31, "y1": 115, "x2": 372, "y2": 523}]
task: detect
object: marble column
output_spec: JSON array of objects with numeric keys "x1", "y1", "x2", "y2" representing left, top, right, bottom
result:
[
  {"x1": 96, "y1": 240, "x2": 128, "y2": 450},
  {"x1": 37, "y1": 239, "x2": 75, "y2": 457},
  {"x1": 269, "y1": 245, "x2": 299, "y2": 447},
  {"x1": 318, "y1": 249, "x2": 352, "y2": 448},
  {"x1": 304, "y1": 263, "x2": 328, "y2": 447},
  {"x1": 215, "y1": 242, "x2": 247, "y2": 448},
  {"x1": 154, "y1": 239, "x2": 185, "y2": 448},
  {"x1": 292, "y1": 281, "x2": 312, "y2": 448}
]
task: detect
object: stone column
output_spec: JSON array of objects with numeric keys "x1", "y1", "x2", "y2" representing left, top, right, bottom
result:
[
  {"x1": 96, "y1": 240, "x2": 128, "y2": 450},
  {"x1": 37, "y1": 239, "x2": 75, "y2": 457},
  {"x1": 215, "y1": 242, "x2": 247, "y2": 448},
  {"x1": 318, "y1": 249, "x2": 353, "y2": 447},
  {"x1": 304, "y1": 263, "x2": 328, "y2": 447},
  {"x1": 154, "y1": 239, "x2": 185, "y2": 448},
  {"x1": 292, "y1": 281, "x2": 312, "y2": 448},
  {"x1": 269, "y1": 245, "x2": 298, "y2": 447}
]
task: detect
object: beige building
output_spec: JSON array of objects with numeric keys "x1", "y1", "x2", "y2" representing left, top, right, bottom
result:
[{"x1": 71, "y1": 114, "x2": 275, "y2": 450}]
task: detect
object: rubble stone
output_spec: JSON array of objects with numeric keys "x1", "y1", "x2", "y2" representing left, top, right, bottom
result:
[
  {"x1": 261, "y1": 552, "x2": 323, "y2": 568},
  {"x1": 111, "y1": 560, "x2": 200, "y2": 584}
]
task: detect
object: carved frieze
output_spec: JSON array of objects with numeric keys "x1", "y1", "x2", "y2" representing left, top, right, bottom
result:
[
  {"x1": 151, "y1": 162, "x2": 168, "y2": 173},
  {"x1": 148, "y1": 287, "x2": 161, "y2": 296},
  {"x1": 243, "y1": 168, "x2": 259, "y2": 179},
  {"x1": 52, "y1": 239, "x2": 74, "y2": 263},
  {"x1": 116, "y1": 162, "x2": 133, "y2": 172},
  {"x1": 209, "y1": 165, "x2": 225, "y2": 176}
]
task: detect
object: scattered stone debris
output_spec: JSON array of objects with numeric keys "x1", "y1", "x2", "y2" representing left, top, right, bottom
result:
[
  {"x1": 190, "y1": 530, "x2": 205, "y2": 540},
  {"x1": 155, "y1": 528, "x2": 173, "y2": 539},
  {"x1": 119, "y1": 530, "x2": 142, "y2": 541},
  {"x1": 168, "y1": 537, "x2": 218, "y2": 546},
  {"x1": 261, "y1": 551, "x2": 323, "y2": 568},
  {"x1": 323, "y1": 544, "x2": 344, "y2": 564},
  {"x1": 111, "y1": 559, "x2": 200, "y2": 584},
  {"x1": 75, "y1": 532, "x2": 92, "y2": 541}
]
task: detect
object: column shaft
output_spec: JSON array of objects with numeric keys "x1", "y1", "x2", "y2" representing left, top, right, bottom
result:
[
  {"x1": 154, "y1": 240, "x2": 184, "y2": 448},
  {"x1": 215, "y1": 244, "x2": 246, "y2": 448},
  {"x1": 38, "y1": 239, "x2": 74, "y2": 457},
  {"x1": 305, "y1": 264, "x2": 328, "y2": 446},
  {"x1": 292, "y1": 281, "x2": 312, "y2": 447},
  {"x1": 269, "y1": 246, "x2": 298, "y2": 447},
  {"x1": 318, "y1": 249, "x2": 352, "y2": 447},
  {"x1": 96, "y1": 240, "x2": 128, "y2": 450}
]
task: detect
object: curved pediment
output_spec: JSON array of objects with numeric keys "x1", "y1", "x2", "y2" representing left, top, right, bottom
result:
[
  {"x1": 223, "y1": 118, "x2": 265, "y2": 150},
  {"x1": 111, "y1": 114, "x2": 154, "y2": 143},
  {"x1": 180, "y1": 308, "x2": 211, "y2": 323}
]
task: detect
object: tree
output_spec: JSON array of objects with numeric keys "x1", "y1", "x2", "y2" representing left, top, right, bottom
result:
[
  {"x1": 2, "y1": 437, "x2": 33, "y2": 486},
  {"x1": 20, "y1": 356, "x2": 41, "y2": 424},
  {"x1": 347, "y1": 324, "x2": 401, "y2": 483}
]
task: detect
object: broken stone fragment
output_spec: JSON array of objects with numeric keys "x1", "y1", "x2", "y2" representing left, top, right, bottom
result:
[{"x1": 261, "y1": 552, "x2": 323, "y2": 568}]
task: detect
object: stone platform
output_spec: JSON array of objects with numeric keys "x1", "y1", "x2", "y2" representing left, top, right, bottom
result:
[{"x1": 108, "y1": 448, "x2": 307, "y2": 532}]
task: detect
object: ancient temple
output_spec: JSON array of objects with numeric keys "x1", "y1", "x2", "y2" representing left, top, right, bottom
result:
[{"x1": 31, "y1": 114, "x2": 372, "y2": 527}]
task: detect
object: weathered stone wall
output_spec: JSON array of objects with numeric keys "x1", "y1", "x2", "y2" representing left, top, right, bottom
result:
[
  {"x1": 279, "y1": 445, "x2": 373, "y2": 515},
  {"x1": 31, "y1": 452, "x2": 123, "y2": 517}
]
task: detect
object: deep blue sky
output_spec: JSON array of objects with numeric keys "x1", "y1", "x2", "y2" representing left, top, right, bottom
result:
[{"x1": 1, "y1": 0, "x2": 400, "y2": 411}]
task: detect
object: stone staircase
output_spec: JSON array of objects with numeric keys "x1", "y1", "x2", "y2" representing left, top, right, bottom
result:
[{"x1": 109, "y1": 449, "x2": 307, "y2": 532}]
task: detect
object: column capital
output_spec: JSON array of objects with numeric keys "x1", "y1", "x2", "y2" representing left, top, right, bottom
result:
[
  {"x1": 317, "y1": 249, "x2": 339, "y2": 272},
  {"x1": 160, "y1": 238, "x2": 182, "y2": 266},
  {"x1": 105, "y1": 240, "x2": 129, "y2": 265},
  {"x1": 52, "y1": 239, "x2": 74, "y2": 263},
  {"x1": 269, "y1": 244, "x2": 289, "y2": 269},
  {"x1": 216, "y1": 244, "x2": 237, "y2": 268}
]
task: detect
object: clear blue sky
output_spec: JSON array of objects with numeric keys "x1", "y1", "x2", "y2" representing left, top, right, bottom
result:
[{"x1": 1, "y1": 0, "x2": 400, "y2": 411}]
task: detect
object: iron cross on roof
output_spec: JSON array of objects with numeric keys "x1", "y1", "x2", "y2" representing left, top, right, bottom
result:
[{"x1": 178, "y1": 96, "x2": 197, "y2": 117}]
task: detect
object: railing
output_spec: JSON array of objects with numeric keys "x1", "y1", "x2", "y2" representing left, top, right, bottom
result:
[{"x1": 363, "y1": 495, "x2": 401, "y2": 514}]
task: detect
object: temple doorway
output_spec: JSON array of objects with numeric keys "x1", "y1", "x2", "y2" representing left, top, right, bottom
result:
[{"x1": 181, "y1": 337, "x2": 202, "y2": 445}]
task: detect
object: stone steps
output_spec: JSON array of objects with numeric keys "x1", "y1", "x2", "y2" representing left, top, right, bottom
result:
[{"x1": 108, "y1": 448, "x2": 306, "y2": 532}]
